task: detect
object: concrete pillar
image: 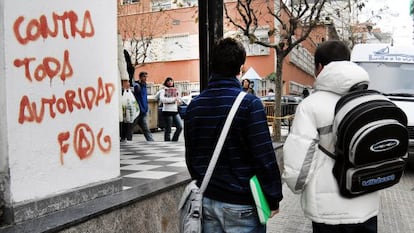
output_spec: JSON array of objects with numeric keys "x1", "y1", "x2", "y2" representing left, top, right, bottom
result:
[{"x1": 0, "y1": 0, "x2": 121, "y2": 225}]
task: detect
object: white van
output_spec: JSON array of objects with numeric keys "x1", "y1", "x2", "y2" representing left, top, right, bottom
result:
[{"x1": 351, "y1": 44, "x2": 414, "y2": 166}]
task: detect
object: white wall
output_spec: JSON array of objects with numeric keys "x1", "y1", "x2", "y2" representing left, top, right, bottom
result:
[
  {"x1": 0, "y1": 0, "x2": 8, "y2": 176},
  {"x1": 2, "y1": 0, "x2": 119, "y2": 203}
]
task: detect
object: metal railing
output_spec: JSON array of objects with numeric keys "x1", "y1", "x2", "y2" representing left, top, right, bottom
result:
[{"x1": 263, "y1": 102, "x2": 298, "y2": 130}]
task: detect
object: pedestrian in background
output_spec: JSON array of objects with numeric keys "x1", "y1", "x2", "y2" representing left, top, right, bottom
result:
[
  {"x1": 241, "y1": 78, "x2": 255, "y2": 95},
  {"x1": 159, "y1": 77, "x2": 183, "y2": 141},
  {"x1": 184, "y1": 37, "x2": 283, "y2": 233},
  {"x1": 118, "y1": 33, "x2": 131, "y2": 142},
  {"x1": 282, "y1": 40, "x2": 378, "y2": 233},
  {"x1": 133, "y1": 71, "x2": 154, "y2": 141},
  {"x1": 120, "y1": 80, "x2": 137, "y2": 143},
  {"x1": 123, "y1": 49, "x2": 135, "y2": 86},
  {"x1": 302, "y1": 88, "x2": 310, "y2": 98}
]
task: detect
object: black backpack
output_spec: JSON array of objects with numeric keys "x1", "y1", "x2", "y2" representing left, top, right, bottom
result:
[{"x1": 320, "y1": 89, "x2": 409, "y2": 198}]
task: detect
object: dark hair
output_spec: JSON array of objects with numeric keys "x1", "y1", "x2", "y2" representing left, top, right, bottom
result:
[
  {"x1": 314, "y1": 40, "x2": 350, "y2": 67},
  {"x1": 210, "y1": 37, "x2": 246, "y2": 76},
  {"x1": 163, "y1": 77, "x2": 174, "y2": 87},
  {"x1": 241, "y1": 79, "x2": 251, "y2": 85},
  {"x1": 302, "y1": 88, "x2": 309, "y2": 98},
  {"x1": 139, "y1": 71, "x2": 148, "y2": 78},
  {"x1": 124, "y1": 50, "x2": 134, "y2": 84}
]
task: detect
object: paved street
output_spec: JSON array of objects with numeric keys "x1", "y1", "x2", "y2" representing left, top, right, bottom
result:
[
  {"x1": 266, "y1": 168, "x2": 414, "y2": 233},
  {"x1": 139, "y1": 129, "x2": 414, "y2": 233}
]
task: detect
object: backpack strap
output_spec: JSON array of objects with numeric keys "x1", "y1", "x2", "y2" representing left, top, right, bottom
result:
[
  {"x1": 349, "y1": 81, "x2": 369, "y2": 92},
  {"x1": 317, "y1": 125, "x2": 337, "y2": 160},
  {"x1": 318, "y1": 144, "x2": 337, "y2": 160},
  {"x1": 199, "y1": 92, "x2": 247, "y2": 193}
]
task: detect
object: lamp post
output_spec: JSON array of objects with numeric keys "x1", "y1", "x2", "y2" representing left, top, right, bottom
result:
[{"x1": 198, "y1": 0, "x2": 223, "y2": 91}]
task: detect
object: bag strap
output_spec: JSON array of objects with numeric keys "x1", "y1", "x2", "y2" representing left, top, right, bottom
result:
[
  {"x1": 199, "y1": 92, "x2": 247, "y2": 193},
  {"x1": 318, "y1": 144, "x2": 337, "y2": 160}
]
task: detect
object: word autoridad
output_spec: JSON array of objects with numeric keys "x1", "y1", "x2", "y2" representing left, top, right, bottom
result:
[{"x1": 18, "y1": 77, "x2": 116, "y2": 124}]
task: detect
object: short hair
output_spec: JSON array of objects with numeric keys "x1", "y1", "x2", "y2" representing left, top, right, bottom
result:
[
  {"x1": 139, "y1": 71, "x2": 148, "y2": 78},
  {"x1": 314, "y1": 40, "x2": 350, "y2": 67},
  {"x1": 210, "y1": 37, "x2": 246, "y2": 76}
]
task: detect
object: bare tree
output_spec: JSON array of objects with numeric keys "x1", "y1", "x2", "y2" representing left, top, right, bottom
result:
[
  {"x1": 118, "y1": 2, "x2": 173, "y2": 66},
  {"x1": 127, "y1": 13, "x2": 170, "y2": 66},
  {"x1": 224, "y1": 0, "x2": 327, "y2": 141}
]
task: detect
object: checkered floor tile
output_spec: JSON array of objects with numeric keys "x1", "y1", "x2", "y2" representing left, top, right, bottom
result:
[{"x1": 120, "y1": 141, "x2": 187, "y2": 190}]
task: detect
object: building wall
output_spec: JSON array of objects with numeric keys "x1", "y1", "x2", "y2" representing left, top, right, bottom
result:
[
  {"x1": 134, "y1": 59, "x2": 200, "y2": 85},
  {"x1": 118, "y1": 0, "x2": 323, "y2": 95},
  {"x1": 58, "y1": 185, "x2": 185, "y2": 233},
  {"x1": 1, "y1": 0, "x2": 120, "y2": 203},
  {"x1": 0, "y1": 0, "x2": 8, "y2": 221}
]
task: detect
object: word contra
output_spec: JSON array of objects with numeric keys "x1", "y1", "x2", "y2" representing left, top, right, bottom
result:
[{"x1": 13, "y1": 10, "x2": 94, "y2": 45}]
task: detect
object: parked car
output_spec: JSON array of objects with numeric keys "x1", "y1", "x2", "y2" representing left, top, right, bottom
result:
[
  {"x1": 180, "y1": 91, "x2": 200, "y2": 105},
  {"x1": 260, "y1": 95, "x2": 302, "y2": 126},
  {"x1": 178, "y1": 91, "x2": 200, "y2": 120},
  {"x1": 260, "y1": 95, "x2": 303, "y2": 104}
]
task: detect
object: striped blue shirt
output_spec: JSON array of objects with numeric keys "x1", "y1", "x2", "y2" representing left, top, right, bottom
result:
[{"x1": 184, "y1": 74, "x2": 283, "y2": 210}]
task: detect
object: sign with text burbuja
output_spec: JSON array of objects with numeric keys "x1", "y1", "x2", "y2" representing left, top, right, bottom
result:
[{"x1": 1, "y1": 0, "x2": 119, "y2": 203}]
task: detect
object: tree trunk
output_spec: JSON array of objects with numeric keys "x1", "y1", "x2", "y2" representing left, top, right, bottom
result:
[{"x1": 272, "y1": 53, "x2": 284, "y2": 142}]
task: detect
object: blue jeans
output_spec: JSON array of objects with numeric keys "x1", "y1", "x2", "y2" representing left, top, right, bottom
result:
[
  {"x1": 163, "y1": 112, "x2": 183, "y2": 141},
  {"x1": 135, "y1": 112, "x2": 154, "y2": 141},
  {"x1": 202, "y1": 197, "x2": 265, "y2": 233}
]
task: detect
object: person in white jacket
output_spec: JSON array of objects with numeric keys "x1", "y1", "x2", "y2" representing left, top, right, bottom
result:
[
  {"x1": 282, "y1": 40, "x2": 379, "y2": 233},
  {"x1": 159, "y1": 77, "x2": 183, "y2": 141},
  {"x1": 118, "y1": 33, "x2": 133, "y2": 142}
]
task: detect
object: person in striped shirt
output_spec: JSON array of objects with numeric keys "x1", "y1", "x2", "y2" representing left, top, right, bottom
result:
[{"x1": 184, "y1": 37, "x2": 283, "y2": 233}]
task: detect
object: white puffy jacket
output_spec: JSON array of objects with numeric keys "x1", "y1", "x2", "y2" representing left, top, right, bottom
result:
[{"x1": 282, "y1": 61, "x2": 379, "y2": 224}]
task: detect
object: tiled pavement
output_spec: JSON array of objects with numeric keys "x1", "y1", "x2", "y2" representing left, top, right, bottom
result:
[
  {"x1": 120, "y1": 140, "x2": 186, "y2": 191},
  {"x1": 123, "y1": 130, "x2": 414, "y2": 233}
]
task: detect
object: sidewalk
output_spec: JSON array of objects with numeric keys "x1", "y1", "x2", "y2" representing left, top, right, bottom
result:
[
  {"x1": 266, "y1": 170, "x2": 414, "y2": 233},
  {"x1": 133, "y1": 128, "x2": 414, "y2": 233}
]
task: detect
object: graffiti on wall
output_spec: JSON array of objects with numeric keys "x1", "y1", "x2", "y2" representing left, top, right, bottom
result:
[{"x1": 12, "y1": 10, "x2": 115, "y2": 165}]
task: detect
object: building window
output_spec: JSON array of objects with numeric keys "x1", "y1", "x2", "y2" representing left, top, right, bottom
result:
[
  {"x1": 151, "y1": 0, "x2": 197, "y2": 11},
  {"x1": 289, "y1": 44, "x2": 314, "y2": 75},
  {"x1": 122, "y1": 0, "x2": 139, "y2": 5},
  {"x1": 240, "y1": 28, "x2": 270, "y2": 56},
  {"x1": 152, "y1": 0, "x2": 172, "y2": 11},
  {"x1": 289, "y1": 81, "x2": 307, "y2": 96},
  {"x1": 181, "y1": 0, "x2": 198, "y2": 6},
  {"x1": 243, "y1": 37, "x2": 270, "y2": 56},
  {"x1": 163, "y1": 34, "x2": 192, "y2": 61}
]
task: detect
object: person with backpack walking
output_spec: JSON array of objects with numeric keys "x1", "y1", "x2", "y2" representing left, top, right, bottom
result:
[{"x1": 282, "y1": 40, "x2": 379, "y2": 233}]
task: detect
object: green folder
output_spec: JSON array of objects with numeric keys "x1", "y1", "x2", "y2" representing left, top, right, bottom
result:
[{"x1": 249, "y1": 175, "x2": 271, "y2": 225}]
